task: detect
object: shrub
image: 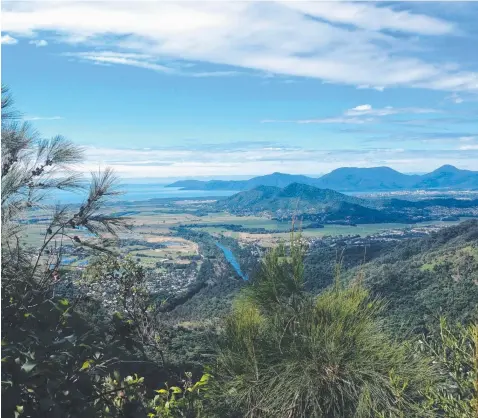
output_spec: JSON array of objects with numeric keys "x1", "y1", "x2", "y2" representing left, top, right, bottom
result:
[{"x1": 212, "y1": 234, "x2": 434, "y2": 417}]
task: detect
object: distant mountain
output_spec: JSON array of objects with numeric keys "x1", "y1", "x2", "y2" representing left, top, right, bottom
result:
[
  {"x1": 167, "y1": 165, "x2": 478, "y2": 192},
  {"x1": 214, "y1": 183, "x2": 397, "y2": 223},
  {"x1": 167, "y1": 180, "x2": 211, "y2": 189},
  {"x1": 216, "y1": 183, "x2": 364, "y2": 212},
  {"x1": 315, "y1": 166, "x2": 419, "y2": 191},
  {"x1": 167, "y1": 172, "x2": 319, "y2": 191},
  {"x1": 414, "y1": 165, "x2": 478, "y2": 189}
]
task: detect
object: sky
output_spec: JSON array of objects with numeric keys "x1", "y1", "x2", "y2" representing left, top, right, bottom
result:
[{"x1": 1, "y1": 1, "x2": 478, "y2": 179}]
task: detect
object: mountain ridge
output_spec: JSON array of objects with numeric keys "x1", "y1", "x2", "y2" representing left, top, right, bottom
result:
[
  {"x1": 215, "y1": 182, "x2": 396, "y2": 223},
  {"x1": 167, "y1": 165, "x2": 478, "y2": 192}
]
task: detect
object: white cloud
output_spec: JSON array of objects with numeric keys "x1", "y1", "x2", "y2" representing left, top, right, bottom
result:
[
  {"x1": 345, "y1": 105, "x2": 439, "y2": 117},
  {"x1": 79, "y1": 144, "x2": 478, "y2": 178},
  {"x1": 1, "y1": 34, "x2": 18, "y2": 45},
  {"x1": 69, "y1": 51, "x2": 173, "y2": 73},
  {"x1": 2, "y1": 1, "x2": 477, "y2": 92},
  {"x1": 263, "y1": 104, "x2": 440, "y2": 124},
  {"x1": 29, "y1": 39, "x2": 48, "y2": 47},
  {"x1": 357, "y1": 85, "x2": 385, "y2": 92},
  {"x1": 351, "y1": 104, "x2": 372, "y2": 112},
  {"x1": 280, "y1": 2, "x2": 454, "y2": 35},
  {"x1": 449, "y1": 92, "x2": 464, "y2": 104},
  {"x1": 191, "y1": 71, "x2": 242, "y2": 78},
  {"x1": 24, "y1": 116, "x2": 63, "y2": 121},
  {"x1": 66, "y1": 51, "x2": 250, "y2": 77},
  {"x1": 458, "y1": 136, "x2": 478, "y2": 150},
  {"x1": 264, "y1": 117, "x2": 375, "y2": 125}
]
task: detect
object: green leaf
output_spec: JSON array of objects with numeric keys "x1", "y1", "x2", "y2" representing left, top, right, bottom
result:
[
  {"x1": 200, "y1": 373, "x2": 211, "y2": 382},
  {"x1": 21, "y1": 361, "x2": 37, "y2": 373},
  {"x1": 58, "y1": 299, "x2": 69, "y2": 306},
  {"x1": 79, "y1": 343, "x2": 92, "y2": 349},
  {"x1": 80, "y1": 360, "x2": 92, "y2": 371},
  {"x1": 170, "y1": 386, "x2": 182, "y2": 394},
  {"x1": 155, "y1": 389, "x2": 168, "y2": 394},
  {"x1": 16, "y1": 405, "x2": 24, "y2": 414}
]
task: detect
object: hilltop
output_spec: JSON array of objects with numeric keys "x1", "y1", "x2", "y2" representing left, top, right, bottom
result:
[
  {"x1": 215, "y1": 183, "x2": 368, "y2": 214},
  {"x1": 414, "y1": 164, "x2": 478, "y2": 189},
  {"x1": 167, "y1": 165, "x2": 478, "y2": 192},
  {"x1": 213, "y1": 183, "x2": 406, "y2": 223},
  {"x1": 316, "y1": 166, "x2": 418, "y2": 191},
  {"x1": 212, "y1": 181, "x2": 478, "y2": 223}
]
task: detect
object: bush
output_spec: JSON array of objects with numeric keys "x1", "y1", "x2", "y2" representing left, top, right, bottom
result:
[{"x1": 212, "y1": 235, "x2": 434, "y2": 417}]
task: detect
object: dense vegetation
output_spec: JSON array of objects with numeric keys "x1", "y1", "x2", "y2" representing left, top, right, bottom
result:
[
  {"x1": 355, "y1": 220, "x2": 478, "y2": 335},
  {"x1": 212, "y1": 182, "x2": 477, "y2": 223},
  {"x1": 2, "y1": 86, "x2": 478, "y2": 417},
  {"x1": 212, "y1": 239, "x2": 433, "y2": 417},
  {"x1": 215, "y1": 183, "x2": 368, "y2": 214}
]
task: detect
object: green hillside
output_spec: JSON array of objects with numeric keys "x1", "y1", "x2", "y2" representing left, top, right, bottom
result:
[
  {"x1": 348, "y1": 219, "x2": 478, "y2": 334},
  {"x1": 216, "y1": 182, "x2": 369, "y2": 214}
]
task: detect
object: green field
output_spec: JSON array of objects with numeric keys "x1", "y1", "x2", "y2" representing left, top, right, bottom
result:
[
  {"x1": 21, "y1": 201, "x2": 475, "y2": 263},
  {"x1": 191, "y1": 218, "x2": 472, "y2": 240}
]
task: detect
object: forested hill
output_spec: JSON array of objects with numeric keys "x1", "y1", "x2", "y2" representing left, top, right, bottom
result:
[
  {"x1": 214, "y1": 182, "x2": 375, "y2": 216},
  {"x1": 167, "y1": 165, "x2": 478, "y2": 192},
  {"x1": 350, "y1": 219, "x2": 478, "y2": 334},
  {"x1": 168, "y1": 220, "x2": 478, "y2": 347},
  {"x1": 212, "y1": 182, "x2": 478, "y2": 223}
]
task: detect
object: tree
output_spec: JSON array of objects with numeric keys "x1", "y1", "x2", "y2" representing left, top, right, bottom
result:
[
  {"x1": 419, "y1": 318, "x2": 478, "y2": 417},
  {"x1": 83, "y1": 254, "x2": 167, "y2": 365},
  {"x1": 0, "y1": 85, "x2": 137, "y2": 417},
  {"x1": 1, "y1": 86, "x2": 210, "y2": 418},
  {"x1": 212, "y1": 234, "x2": 434, "y2": 417}
]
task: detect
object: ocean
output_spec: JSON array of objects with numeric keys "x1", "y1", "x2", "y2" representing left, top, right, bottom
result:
[{"x1": 51, "y1": 183, "x2": 237, "y2": 204}]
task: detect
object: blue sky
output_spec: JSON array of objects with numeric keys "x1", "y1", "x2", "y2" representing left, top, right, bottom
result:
[{"x1": 1, "y1": 1, "x2": 477, "y2": 179}]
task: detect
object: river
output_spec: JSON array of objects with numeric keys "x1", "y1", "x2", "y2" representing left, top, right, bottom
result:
[{"x1": 215, "y1": 242, "x2": 248, "y2": 281}]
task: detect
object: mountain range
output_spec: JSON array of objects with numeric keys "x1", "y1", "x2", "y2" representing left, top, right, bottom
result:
[
  {"x1": 167, "y1": 165, "x2": 478, "y2": 192},
  {"x1": 213, "y1": 181, "x2": 478, "y2": 223}
]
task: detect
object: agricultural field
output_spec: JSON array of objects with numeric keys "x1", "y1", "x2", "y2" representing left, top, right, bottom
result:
[{"x1": 21, "y1": 197, "x2": 474, "y2": 268}]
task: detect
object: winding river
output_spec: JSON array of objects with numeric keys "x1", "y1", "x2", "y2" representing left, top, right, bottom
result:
[{"x1": 215, "y1": 242, "x2": 249, "y2": 281}]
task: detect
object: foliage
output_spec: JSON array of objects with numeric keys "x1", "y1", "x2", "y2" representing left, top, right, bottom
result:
[
  {"x1": 83, "y1": 254, "x2": 168, "y2": 364},
  {"x1": 1, "y1": 86, "x2": 171, "y2": 417},
  {"x1": 353, "y1": 220, "x2": 478, "y2": 335},
  {"x1": 419, "y1": 318, "x2": 478, "y2": 417},
  {"x1": 2, "y1": 85, "x2": 478, "y2": 417},
  {"x1": 146, "y1": 372, "x2": 211, "y2": 417},
  {"x1": 215, "y1": 183, "x2": 377, "y2": 220},
  {"x1": 211, "y1": 233, "x2": 434, "y2": 417}
]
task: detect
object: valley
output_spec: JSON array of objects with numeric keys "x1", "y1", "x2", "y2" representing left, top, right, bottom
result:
[{"x1": 21, "y1": 186, "x2": 478, "y2": 314}]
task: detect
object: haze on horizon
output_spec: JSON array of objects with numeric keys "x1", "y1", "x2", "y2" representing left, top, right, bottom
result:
[{"x1": 2, "y1": 1, "x2": 477, "y2": 179}]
